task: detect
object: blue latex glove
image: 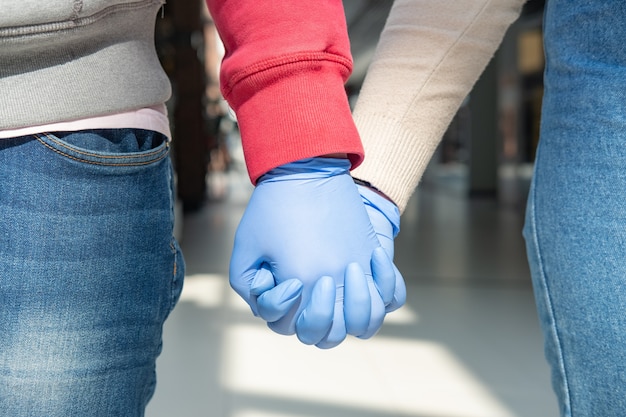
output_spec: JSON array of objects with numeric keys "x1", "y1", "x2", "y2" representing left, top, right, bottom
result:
[
  {"x1": 229, "y1": 158, "x2": 399, "y2": 348},
  {"x1": 357, "y1": 184, "x2": 406, "y2": 313}
]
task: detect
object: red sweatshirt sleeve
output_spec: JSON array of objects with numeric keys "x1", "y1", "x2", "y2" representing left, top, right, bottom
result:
[{"x1": 205, "y1": 0, "x2": 364, "y2": 183}]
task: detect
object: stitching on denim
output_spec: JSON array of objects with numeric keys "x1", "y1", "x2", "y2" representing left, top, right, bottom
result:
[
  {"x1": 529, "y1": 158, "x2": 573, "y2": 415},
  {"x1": 530, "y1": 4, "x2": 572, "y2": 409},
  {"x1": 170, "y1": 239, "x2": 183, "y2": 313},
  {"x1": 40, "y1": 133, "x2": 166, "y2": 159},
  {"x1": 170, "y1": 240, "x2": 178, "y2": 276},
  {"x1": 35, "y1": 134, "x2": 168, "y2": 167}
]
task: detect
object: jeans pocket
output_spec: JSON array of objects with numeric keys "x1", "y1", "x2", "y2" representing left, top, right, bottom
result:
[
  {"x1": 0, "y1": 128, "x2": 182, "y2": 416},
  {"x1": 34, "y1": 128, "x2": 170, "y2": 169}
]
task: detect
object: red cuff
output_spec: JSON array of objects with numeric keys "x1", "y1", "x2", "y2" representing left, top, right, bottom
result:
[{"x1": 229, "y1": 57, "x2": 364, "y2": 184}]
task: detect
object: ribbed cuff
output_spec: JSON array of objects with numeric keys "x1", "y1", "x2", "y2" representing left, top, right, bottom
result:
[
  {"x1": 350, "y1": 113, "x2": 439, "y2": 213},
  {"x1": 229, "y1": 61, "x2": 364, "y2": 184}
]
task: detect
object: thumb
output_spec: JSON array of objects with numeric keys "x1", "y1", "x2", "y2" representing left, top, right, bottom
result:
[{"x1": 257, "y1": 279, "x2": 303, "y2": 322}]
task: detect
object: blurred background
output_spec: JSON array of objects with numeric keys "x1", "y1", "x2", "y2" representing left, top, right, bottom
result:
[{"x1": 147, "y1": 1, "x2": 558, "y2": 416}]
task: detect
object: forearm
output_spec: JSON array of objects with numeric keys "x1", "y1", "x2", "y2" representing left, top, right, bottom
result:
[
  {"x1": 205, "y1": 0, "x2": 364, "y2": 183},
  {"x1": 351, "y1": 0, "x2": 526, "y2": 212}
]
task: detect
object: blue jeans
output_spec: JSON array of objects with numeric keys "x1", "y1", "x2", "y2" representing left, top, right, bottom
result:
[
  {"x1": 523, "y1": 1, "x2": 626, "y2": 415},
  {"x1": 0, "y1": 129, "x2": 184, "y2": 416}
]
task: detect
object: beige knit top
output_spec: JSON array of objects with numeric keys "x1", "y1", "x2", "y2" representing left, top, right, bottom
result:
[{"x1": 351, "y1": 0, "x2": 527, "y2": 212}]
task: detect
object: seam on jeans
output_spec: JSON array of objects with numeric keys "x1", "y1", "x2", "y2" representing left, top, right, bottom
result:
[
  {"x1": 34, "y1": 134, "x2": 168, "y2": 167},
  {"x1": 170, "y1": 241, "x2": 177, "y2": 276},
  {"x1": 529, "y1": 165, "x2": 573, "y2": 415},
  {"x1": 168, "y1": 238, "x2": 183, "y2": 314},
  {"x1": 39, "y1": 133, "x2": 166, "y2": 159}
]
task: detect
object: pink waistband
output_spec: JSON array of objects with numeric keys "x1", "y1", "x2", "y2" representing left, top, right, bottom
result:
[{"x1": 0, "y1": 105, "x2": 171, "y2": 139}]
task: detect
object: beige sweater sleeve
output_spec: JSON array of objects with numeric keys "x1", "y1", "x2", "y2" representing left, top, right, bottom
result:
[{"x1": 350, "y1": 0, "x2": 526, "y2": 212}]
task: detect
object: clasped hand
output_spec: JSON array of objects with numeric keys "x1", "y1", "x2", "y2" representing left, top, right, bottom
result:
[{"x1": 229, "y1": 158, "x2": 405, "y2": 348}]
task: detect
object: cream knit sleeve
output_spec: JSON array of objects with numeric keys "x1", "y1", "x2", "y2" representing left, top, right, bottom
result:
[{"x1": 350, "y1": 0, "x2": 526, "y2": 212}]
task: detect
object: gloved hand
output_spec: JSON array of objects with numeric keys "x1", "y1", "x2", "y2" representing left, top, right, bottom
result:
[
  {"x1": 229, "y1": 157, "x2": 400, "y2": 348},
  {"x1": 356, "y1": 183, "x2": 406, "y2": 313}
]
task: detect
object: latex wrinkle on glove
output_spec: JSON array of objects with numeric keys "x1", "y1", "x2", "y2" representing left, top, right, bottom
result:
[{"x1": 229, "y1": 157, "x2": 404, "y2": 348}]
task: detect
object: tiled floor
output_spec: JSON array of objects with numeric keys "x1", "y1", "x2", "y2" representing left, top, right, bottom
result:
[{"x1": 146, "y1": 165, "x2": 559, "y2": 417}]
